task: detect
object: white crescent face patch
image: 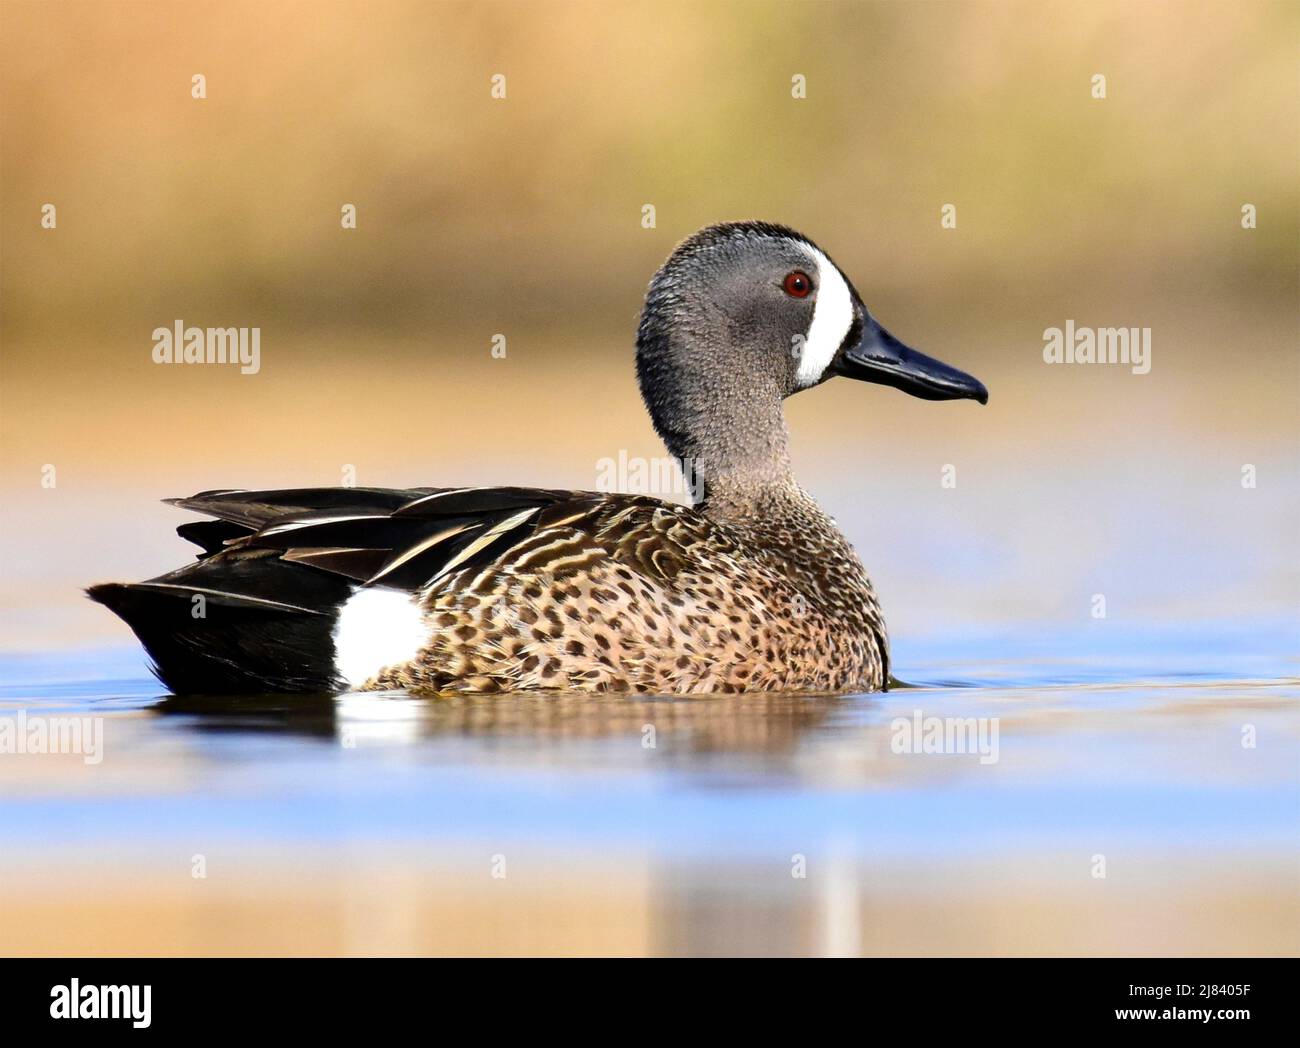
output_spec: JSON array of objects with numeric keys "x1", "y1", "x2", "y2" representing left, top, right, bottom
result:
[{"x1": 794, "y1": 245, "x2": 855, "y2": 389}]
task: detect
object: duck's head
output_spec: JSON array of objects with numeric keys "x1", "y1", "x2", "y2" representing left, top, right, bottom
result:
[{"x1": 635, "y1": 221, "x2": 987, "y2": 502}]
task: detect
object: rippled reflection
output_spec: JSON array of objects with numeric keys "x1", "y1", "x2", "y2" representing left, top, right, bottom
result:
[{"x1": 157, "y1": 688, "x2": 849, "y2": 755}]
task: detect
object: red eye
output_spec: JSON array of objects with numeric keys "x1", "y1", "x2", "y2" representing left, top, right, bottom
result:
[{"x1": 783, "y1": 270, "x2": 812, "y2": 298}]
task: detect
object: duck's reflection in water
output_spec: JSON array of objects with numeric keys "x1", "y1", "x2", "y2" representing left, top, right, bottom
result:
[{"x1": 154, "y1": 689, "x2": 854, "y2": 755}]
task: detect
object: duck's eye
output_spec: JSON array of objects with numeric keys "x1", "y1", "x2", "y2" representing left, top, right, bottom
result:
[{"x1": 782, "y1": 271, "x2": 812, "y2": 298}]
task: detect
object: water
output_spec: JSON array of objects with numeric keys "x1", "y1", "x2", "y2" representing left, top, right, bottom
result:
[{"x1": 1, "y1": 621, "x2": 1296, "y2": 956}]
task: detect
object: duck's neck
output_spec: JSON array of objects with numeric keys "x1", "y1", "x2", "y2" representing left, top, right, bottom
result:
[{"x1": 664, "y1": 396, "x2": 796, "y2": 516}]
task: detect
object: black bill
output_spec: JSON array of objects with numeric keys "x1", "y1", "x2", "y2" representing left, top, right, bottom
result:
[{"x1": 832, "y1": 314, "x2": 988, "y2": 404}]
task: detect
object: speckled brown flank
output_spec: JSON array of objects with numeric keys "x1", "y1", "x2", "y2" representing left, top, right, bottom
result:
[{"x1": 368, "y1": 486, "x2": 886, "y2": 695}]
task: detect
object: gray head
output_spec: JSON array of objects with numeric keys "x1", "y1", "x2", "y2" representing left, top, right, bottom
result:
[{"x1": 635, "y1": 221, "x2": 987, "y2": 504}]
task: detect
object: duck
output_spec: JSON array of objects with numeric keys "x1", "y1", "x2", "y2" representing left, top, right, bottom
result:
[{"x1": 89, "y1": 221, "x2": 987, "y2": 696}]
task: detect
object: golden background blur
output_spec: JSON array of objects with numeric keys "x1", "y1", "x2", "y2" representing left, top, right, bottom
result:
[{"x1": 2, "y1": 0, "x2": 1297, "y2": 650}]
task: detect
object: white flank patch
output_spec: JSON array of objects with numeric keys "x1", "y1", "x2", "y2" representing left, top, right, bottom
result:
[
  {"x1": 795, "y1": 245, "x2": 855, "y2": 388},
  {"x1": 332, "y1": 587, "x2": 427, "y2": 689}
]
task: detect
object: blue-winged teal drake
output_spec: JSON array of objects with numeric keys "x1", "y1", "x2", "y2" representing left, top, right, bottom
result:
[{"x1": 90, "y1": 221, "x2": 987, "y2": 695}]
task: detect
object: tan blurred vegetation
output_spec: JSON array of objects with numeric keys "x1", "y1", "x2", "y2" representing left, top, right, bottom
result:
[{"x1": 2, "y1": 0, "x2": 1297, "y2": 341}]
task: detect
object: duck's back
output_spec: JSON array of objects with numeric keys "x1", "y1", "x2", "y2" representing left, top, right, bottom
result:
[{"x1": 90, "y1": 484, "x2": 887, "y2": 695}]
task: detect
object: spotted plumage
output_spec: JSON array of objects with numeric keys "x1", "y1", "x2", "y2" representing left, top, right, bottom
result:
[{"x1": 90, "y1": 221, "x2": 987, "y2": 696}]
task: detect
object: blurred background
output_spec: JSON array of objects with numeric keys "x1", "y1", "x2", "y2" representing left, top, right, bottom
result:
[
  {"x1": 2, "y1": 0, "x2": 1296, "y2": 650},
  {"x1": 0, "y1": 1, "x2": 1297, "y2": 957}
]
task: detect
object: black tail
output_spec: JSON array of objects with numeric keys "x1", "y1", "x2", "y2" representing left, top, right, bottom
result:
[{"x1": 88, "y1": 560, "x2": 351, "y2": 694}]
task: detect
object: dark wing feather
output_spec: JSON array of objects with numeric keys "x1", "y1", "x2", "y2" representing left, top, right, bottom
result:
[
  {"x1": 391, "y1": 486, "x2": 571, "y2": 518},
  {"x1": 167, "y1": 486, "x2": 437, "y2": 529},
  {"x1": 174, "y1": 485, "x2": 625, "y2": 592},
  {"x1": 279, "y1": 546, "x2": 392, "y2": 582},
  {"x1": 176, "y1": 519, "x2": 252, "y2": 557}
]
